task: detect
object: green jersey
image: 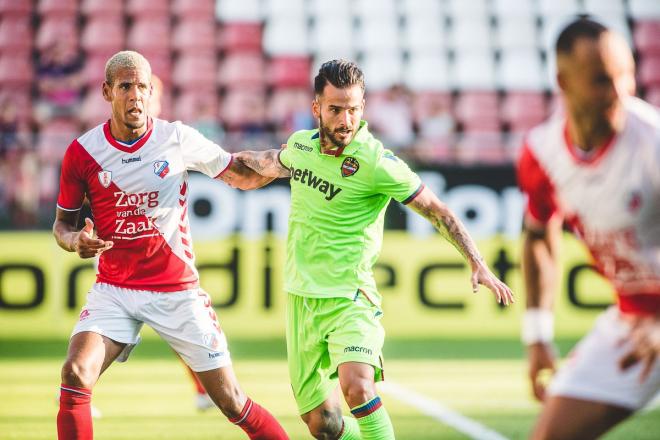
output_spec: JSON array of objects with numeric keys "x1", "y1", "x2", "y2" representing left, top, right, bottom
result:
[{"x1": 279, "y1": 120, "x2": 422, "y2": 306}]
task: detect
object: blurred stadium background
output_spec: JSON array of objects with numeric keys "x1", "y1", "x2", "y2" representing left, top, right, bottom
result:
[{"x1": 1, "y1": 0, "x2": 659, "y2": 439}]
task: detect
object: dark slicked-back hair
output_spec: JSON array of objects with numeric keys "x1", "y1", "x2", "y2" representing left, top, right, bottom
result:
[
  {"x1": 556, "y1": 16, "x2": 608, "y2": 55},
  {"x1": 314, "y1": 59, "x2": 365, "y2": 96}
]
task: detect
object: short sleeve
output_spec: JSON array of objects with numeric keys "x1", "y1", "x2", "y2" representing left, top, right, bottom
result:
[
  {"x1": 517, "y1": 141, "x2": 559, "y2": 224},
  {"x1": 373, "y1": 149, "x2": 423, "y2": 203},
  {"x1": 56, "y1": 140, "x2": 86, "y2": 211},
  {"x1": 279, "y1": 138, "x2": 293, "y2": 168},
  {"x1": 177, "y1": 122, "x2": 232, "y2": 177}
]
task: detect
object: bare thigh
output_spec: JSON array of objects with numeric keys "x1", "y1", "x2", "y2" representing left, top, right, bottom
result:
[
  {"x1": 530, "y1": 396, "x2": 632, "y2": 440},
  {"x1": 61, "y1": 331, "x2": 127, "y2": 389}
]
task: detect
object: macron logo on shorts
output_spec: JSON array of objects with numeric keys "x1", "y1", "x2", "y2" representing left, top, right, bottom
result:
[{"x1": 344, "y1": 346, "x2": 372, "y2": 355}]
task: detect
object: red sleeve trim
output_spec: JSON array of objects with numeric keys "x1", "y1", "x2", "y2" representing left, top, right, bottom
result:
[
  {"x1": 402, "y1": 183, "x2": 425, "y2": 205},
  {"x1": 517, "y1": 141, "x2": 559, "y2": 224},
  {"x1": 214, "y1": 154, "x2": 234, "y2": 179}
]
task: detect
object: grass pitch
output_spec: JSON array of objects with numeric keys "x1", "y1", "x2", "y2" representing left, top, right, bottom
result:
[{"x1": 1, "y1": 338, "x2": 658, "y2": 439}]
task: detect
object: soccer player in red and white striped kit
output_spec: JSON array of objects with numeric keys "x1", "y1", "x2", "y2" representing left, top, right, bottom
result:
[
  {"x1": 518, "y1": 18, "x2": 660, "y2": 439},
  {"x1": 53, "y1": 50, "x2": 288, "y2": 440}
]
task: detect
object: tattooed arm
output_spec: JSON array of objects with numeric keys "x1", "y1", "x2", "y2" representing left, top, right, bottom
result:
[
  {"x1": 407, "y1": 186, "x2": 514, "y2": 305},
  {"x1": 233, "y1": 149, "x2": 291, "y2": 178}
]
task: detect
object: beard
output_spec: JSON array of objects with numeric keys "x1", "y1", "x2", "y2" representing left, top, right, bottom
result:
[{"x1": 319, "y1": 115, "x2": 357, "y2": 148}]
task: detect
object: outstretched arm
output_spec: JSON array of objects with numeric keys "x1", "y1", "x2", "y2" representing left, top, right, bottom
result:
[
  {"x1": 406, "y1": 186, "x2": 514, "y2": 306},
  {"x1": 216, "y1": 155, "x2": 278, "y2": 190},
  {"x1": 233, "y1": 149, "x2": 291, "y2": 178}
]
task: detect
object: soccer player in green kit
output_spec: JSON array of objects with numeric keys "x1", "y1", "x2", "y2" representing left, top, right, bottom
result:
[{"x1": 235, "y1": 60, "x2": 515, "y2": 440}]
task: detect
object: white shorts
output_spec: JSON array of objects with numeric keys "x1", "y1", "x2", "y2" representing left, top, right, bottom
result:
[
  {"x1": 549, "y1": 306, "x2": 660, "y2": 410},
  {"x1": 72, "y1": 283, "x2": 231, "y2": 372}
]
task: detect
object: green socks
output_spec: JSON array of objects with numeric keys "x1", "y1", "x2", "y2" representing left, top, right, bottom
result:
[
  {"x1": 350, "y1": 396, "x2": 395, "y2": 440},
  {"x1": 338, "y1": 416, "x2": 361, "y2": 440}
]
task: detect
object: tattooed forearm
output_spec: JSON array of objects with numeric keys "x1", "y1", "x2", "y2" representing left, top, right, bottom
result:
[
  {"x1": 409, "y1": 191, "x2": 483, "y2": 265},
  {"x1": 235, "y1": 150, "x2": 290, "y2": 178}
]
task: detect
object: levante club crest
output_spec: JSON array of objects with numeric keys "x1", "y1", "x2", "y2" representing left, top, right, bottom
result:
[{"x1": 341, "y1": 157, "x2": 359, "y2": 177}]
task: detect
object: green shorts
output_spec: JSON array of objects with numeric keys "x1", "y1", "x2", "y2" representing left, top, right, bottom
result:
[{"x1": 286, "y1": 291, "x2": 385, "y2": 415}]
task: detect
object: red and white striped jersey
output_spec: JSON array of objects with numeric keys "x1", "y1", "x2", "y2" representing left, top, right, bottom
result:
[
  {"x1": 57, "y1": 118, "x2": 232, "y2": 291},
  {"x1": 518, "y1": 97, "x2": 660, "y2": 315}
]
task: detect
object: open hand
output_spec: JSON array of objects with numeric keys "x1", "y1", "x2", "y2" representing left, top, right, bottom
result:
[{"x1": 73, "y1": 218, "x2": 113, "y2": 259}]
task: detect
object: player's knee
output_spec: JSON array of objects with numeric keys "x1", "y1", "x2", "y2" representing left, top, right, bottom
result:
[
  {"x1": 303, "y1": 411, "x2": 343, "y2": 440},
  {"x1": 342, "y1": 378, "x2": 376, "y2": 408},
  {"x1": 61, "y1": 359, "x2": 99, "y2": 389}
]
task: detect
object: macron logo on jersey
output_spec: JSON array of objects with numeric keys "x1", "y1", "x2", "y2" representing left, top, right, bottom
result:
[{"x1": 290, "y1": 167, "x2": 342, "y2": 201}]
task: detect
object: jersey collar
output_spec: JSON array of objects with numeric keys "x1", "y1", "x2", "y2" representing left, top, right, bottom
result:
[
  {"x1": 562, "y1": 121, "x2": 617, "y2": 166},
  {"x1": 314, "y1": 120, "x2": 369, "y2": 157},
  {"x1": 103, "y1": 117, "x2": 154, "y2": 153}
]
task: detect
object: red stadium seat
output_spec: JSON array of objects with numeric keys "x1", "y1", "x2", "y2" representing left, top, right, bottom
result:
[
  {"x1": 37, "y1": 117, "x2": 81, "y2": 164},
  {"x1": 500, "y1": 92, "x2": 547, "y2": 131},
  {"x1": 172, "y1": 19, "x2": 217, "y2": 52},
  {"x1": 172, "y1": 0, "x2": 214, "y2": 19},
  {"x1": 0, "y1": 0, "x2": 33, "y2": 18},
  {"x1": 219, "y1": 88, "x2": 266, "y2": 129},
  {"x1": 82, "y1": 53, "x2": 108, "y2": 88},
  {"x1": 267, "y1": 56, "x2": 311, "y2": 89},
  {"x1": 217, "y1": 52, "x2": 265, "y2": 89},
  {"x1": 174, "y1": 91, "x2": 219, "y2": 123},
  {"x1": 35, "y1": 16, "x2": 78, "y2": 51},
  {"x1": 411, "y1": 92, "x2": 452, "y2": 126},
  {"x1": 0, "y1": 88, "x2": 32, "y2": 123},
  {"x1": 0, "y1": 17, "x2": 32, "y2": 53},
  {"x1": 455, "y1": 131, "x2": 506, "y2": 165},
  {"x1": 127, "y1": 18, "x2": 171, "y2": 54},
  {"x1": 639, "y1": 55, "x2": 660, "y2": 87},
  {"x1": 81, "y1": 17, "x2": 124, "y2": 55},
  {"x1": 173, "y1": 53, "x2": 217, "y2": 91},
  {"x1": 125, "y1": 0, "x2": 169, "y2": 19},
  {"x1": 218, "y1": 22, "x2": 263, "y2": 52},
  {"x1": 144, "y1": 51, "x2": 172, "y2": 87},
  {"x1": 81, "y1": 0, "x2": 123, "y2": 17},
  {"x1": 0, "y1": 54, "x2": 33, "y2": 88},
  {"x1": 454, "y1": 91, "x2": 501, "y2": 131},
  {"x1": 38, "y1": 0, "x2": 78, "y2": 17},
  {"x1": 633, "y1": 21, "x2": 660, "y2": 56},
  {"x1": 80, "y1": 89, "x2": 110, "y2": 128},
  {"x1": 266, "y1": 88, "x2": 311, "y2": 126}
]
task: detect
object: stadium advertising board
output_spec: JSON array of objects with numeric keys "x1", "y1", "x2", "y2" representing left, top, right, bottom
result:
[{"x1": 0, "y1": 166, "x2": 613, "y2": 339}]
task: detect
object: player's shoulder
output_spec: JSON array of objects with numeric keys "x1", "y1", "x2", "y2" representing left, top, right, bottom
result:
[
  {"x1": 287, "y1": 128, "x2": 318, "y2": 145},
  {"x1": 625, "y1": 97, "x2": 660, "y2": 139}
]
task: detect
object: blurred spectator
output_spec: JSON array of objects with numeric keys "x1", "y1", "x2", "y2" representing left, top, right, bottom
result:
[
  {"x1": 366, "y1": 84, "x2": 415, "y2": 150},
  {"x1": 418, "y1": 97, "x2": 455, "y2": 142},
  {"x1": 0, "y1": 94, "x2": 35, "y2": 227},
  {"x1": 33, "y1": 40, "x2": 84, "y2": 125}
]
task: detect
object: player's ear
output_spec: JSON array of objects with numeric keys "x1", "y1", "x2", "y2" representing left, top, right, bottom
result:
[
  {"x1": 102, "y1": 81, "x2": 112, "y2": 102},
  {"x1": 312, "y1": 97, "x2": 320, "y2": 120}
]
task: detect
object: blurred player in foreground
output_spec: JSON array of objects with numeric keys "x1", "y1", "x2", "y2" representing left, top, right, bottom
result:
[
  {"x1": 236, "y1": 59, "x2": 514, "y2": 440},
  {"x1": 517, "y1": 17, "x2": 660, "y2": 439},
  {"x1": 53, "y1": 51, "x2": 288, "y2": 439}
]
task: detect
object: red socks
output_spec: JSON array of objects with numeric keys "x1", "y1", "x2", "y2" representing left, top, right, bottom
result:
[
  {"x1": 229, "y1": 398, "x2": 289, "y2": 440},
  {"x1": 57, "y1": 384, "x2": 93, "y2": 440}
]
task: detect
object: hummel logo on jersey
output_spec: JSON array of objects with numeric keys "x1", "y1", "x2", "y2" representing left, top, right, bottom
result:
[
  {"x1": 291, "y1": 167, "x2": 342, "y2": 201},
  {"x1": 153, "y1": 160, "x2": 169, "y2": 178},
  {"x1": 98, "y1": 170, "x2": 112, "y2": 188},
  {"x1": 294, "y1": 142, "x2": 313, "y2": 152},
  {"x1": 121, "y1": 156, "x2": 141, "y2": 164}
]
